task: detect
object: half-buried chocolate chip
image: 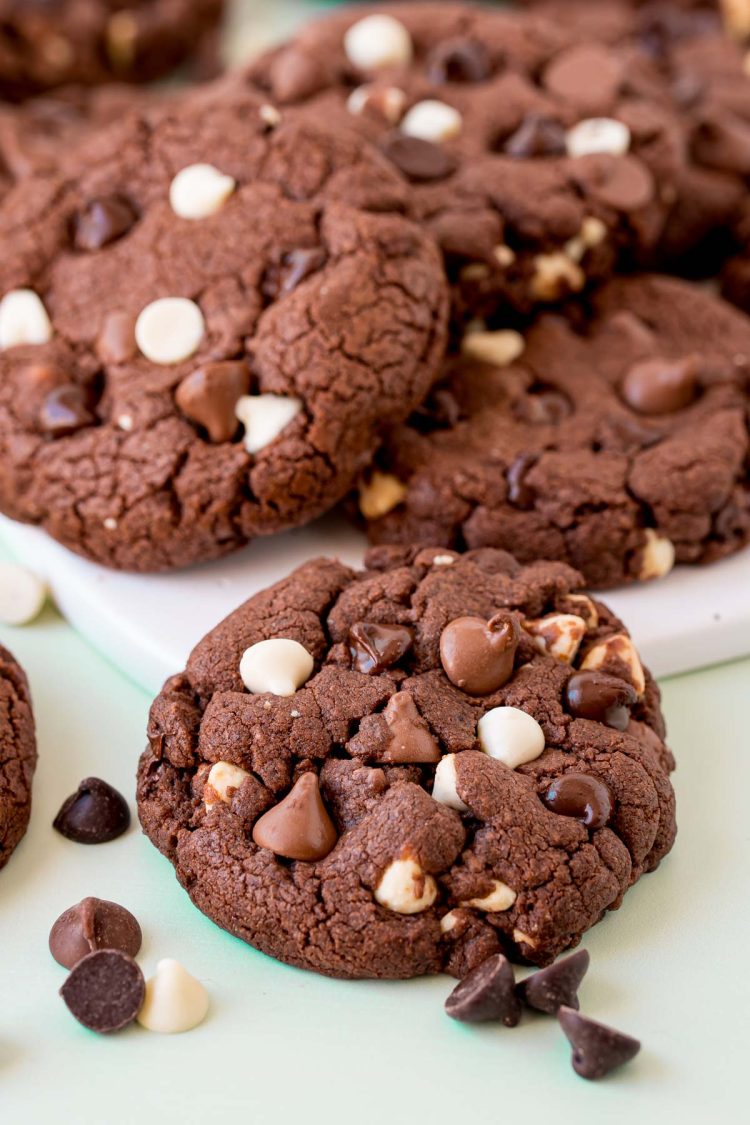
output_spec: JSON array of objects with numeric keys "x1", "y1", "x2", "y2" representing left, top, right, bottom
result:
[
  {"x1": 381, "y1": 134, "x2": 457, "y2": 181},
  {"x1": 558, "y1": 1006, "x2": 641, "y2": 1080},
  {"x1": 542, "y1": 774, "x2": 613, "y2": 829},
  {"x1": 349, "y1": 622, "x2": 414, "y2": 675},
  {"x1": 73, "y1": 195, "x2": 137, "y2": 252}
]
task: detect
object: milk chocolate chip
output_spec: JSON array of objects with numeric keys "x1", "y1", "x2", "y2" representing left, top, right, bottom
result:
[
  {"x1": 53, "y1": 778, "x2": 131, "y2": 844},
  {"x1": 381, "y1": 691, "x2": 441, "y2": 764},
  {"x1": 252, "y1": 772, "x2": 337, "y2": 861},
  {"x1": 517, "y1": 949, "x2": 590, "y2": 1015},
  {"x1": 542, "y1": 773, "x2": 613, "y2": 829},
  {"x1": 49, "y1": 897, "x2": 142, "y2": 970},
  {"x1": 349, "y1": 622, "x2": 414, "y2": 674},
  {"x1": 382, "y1": 134, "x2": 457, "y2": 181},
  {"x1": 73, "y1": 196, "x2": 137, "y2": 252},
  {"x1": 564, "y1": 671, "x2": 637, "y2": 730},
  {"x1": 440, "y1": 613, "x2": 519, "y2": 695},
  {"x1": 175, "y1": 362, "x2": 251, "y2": 443},
  {"x1": 621, "y1": 356, "x2": 697, "y2": 415}
]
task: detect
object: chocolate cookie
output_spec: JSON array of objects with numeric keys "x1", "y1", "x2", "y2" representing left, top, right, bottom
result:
[
  {"x1": 246, "y1": 2, "x2": 685, "y2": 319},
  {"x1": 0, "y1": 644, "x2": 37, "y2": 870},
  {"x1": 0, "y1": 0, "x2": 225, "y2": 100},
  {"x1": 360, "y1": 274, "x2": 750, "y2": 588},
  {"x1": 0, "y1": 83, "x2": 448, "y2": 571},
  {"x1": 137, "y1": 546, "x2": 676, "y2": 979}
]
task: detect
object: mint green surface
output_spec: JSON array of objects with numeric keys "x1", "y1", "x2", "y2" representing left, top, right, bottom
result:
[{"x1": 1, "y1": 545, "x2": 748, "y2": 1123}]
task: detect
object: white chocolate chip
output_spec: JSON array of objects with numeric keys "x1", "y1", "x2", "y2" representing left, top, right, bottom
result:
[
  {"x1": 117, "y1": 414, "x2": 133, "y2": 432},
  {"x1": 530, "y1": 253, "x2": 585, "y2": 302},
  {"x1": 524, "y1": 614, "x2": 587, "y2": 663},
  {"x1": 440, "y1": 910, "x2": 460, "y2": 934},
  {"x1": 234, "y1": 393, "x2": 302, "y2": 455},
  {"x1": 464, "y1": 880, "x2": 517, "y2": 912},
  {"x1": 564, "y1": 594, "x2": 599, "y2": 629},
  {"x1": 477, "y1": 706, "x2": 545, "y2": 769},
  {"x1": 358, "y1": 471, "x2": 407, "y2": 520},
  {"x1": 461, "y1": 329, "x2": 525, "y2": 367},
  {"x1": 493, "y1": 244, "x2": 516, "y2": 268},
  {"x1": 581, "y1": 633, "x2": 646, "y2": 697},
  {"x1": 344, "y1": 14, "x2": 413, "y2": 70},
  {"x1": 432, "y1": 554, "x2": 455, "y2": 566},
  {"x1": 136, "y1": 959, "x2": 209, "y2": 1034},
  {"x1": 205, "y1": 761, "x2": 250, "y2": 810},
  {"x1": 347, "y1": 84, "x2": 406, "y2": 124},
  {"x1": 431, "y1": 754, "x2": 468, "y2": 812},
  {"x1": 239, "y1": 638, "x2": 314, "y2": 697},
  {"x1": 374, "y1": 857, "x2": 437, "y2": 914},
  {"x1": 103, "y1": 517, "x2": 118, "y2": 531},
  {"x1": 580, "y1": 215, "x2": 608, "y2": 247},
  {"x1": 259, "y1": 103, "x2": 282, "y2": 128},
  {"x1": 565, "y1": 117, "x2": 630, "y2": 158},
  {"x1": 513, "y1": 928, "x2": 538, "y2": 949},
  {"x1": 135, "y1": 298, "x2": 205, "y2": 365},
  {"x1": 0, "y1": 289, "x2": 53, "y2": 349},
  {"x1": 401, "y1": 100, "x2": 462, "y2": 143},
  {"x1": 169, "y1": 164, "x2": 236, "y2": 221},
  {"x1": 638, "y1": 529, "x2": 675, "y2": 581},
  {"x1": 0, "y1": 563, "x2": 46, "y2": 625}
]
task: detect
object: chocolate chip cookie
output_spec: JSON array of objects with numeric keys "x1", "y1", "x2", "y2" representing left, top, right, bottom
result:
[
  {"x1": 0, "y1": 0, "x2": 225, "y2": 100},
  {"x1": 360, "y1": 274, "x2": 750, "y2": 588},
  {"x1": 246, "y1": 2, "x2": 685, "y2": 319},
  {"x1": 137, "y1": 546, "x2": 676, "y2": 979},
  {"x1": 0, "y1": 83, "x2": 448, "y2": 571},
  {"x1": 0, "y1": 645, "x2": 36, "y2": 870}
]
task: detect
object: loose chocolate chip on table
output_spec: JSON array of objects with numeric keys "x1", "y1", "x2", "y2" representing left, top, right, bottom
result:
[
  {"x1": 517, "y1": 950, "x2": 590, "y2": 1015},
  {"x1": 564, "y1": 670, "x2": 637, "y2": 730},
  {"x1": 504, "y1": 114, "x2": 567, "y2": 158},
  {"x1": 49, "y1": 897, "x2": 142, "y2": 970},
  {"x1": 381, "y1": 134, "x2": 458, "y2": 182},
  {"x1": 445, "y1": 954, "x2": 521, "y2": 1027},
  {"x1": 381, "y1": 691, "x2": 442, "y2": 764},
  {"x1": 175, "y1": 362, "x2": 251, "y2": 444},
  {"x1": 38, "y1": 385, "x2": 95, "y2": 437},
  {"x1": 427, "y1": 38, "x2": 492, "y2": 84},
  {"x1": 558, "y1": 1006, "x2": 641, "y2": 1080},
  {"x1": 73, "y1": 196, "x2": 137, "y2": 252},
  {"x1": 252, "y1": 772, "x2": 338, "y2": 861},
  {"x1": 621, "y1": 356, "x2": 698, "y2": 415},
  {"x1": 53, "y1": 777, "x2": 131, "y2": 844},
  {"x1": 349, "y1": 621, "x2": 414, "y2": 675},
  {"x1": 542, "y1": 774, "x2": 613, "y2": 829},
  {"x1": 60, "y1": 949, "x2": 145, "y2": 1034},
  {"x1": 440, "y1": 613, "x2": 519, "y2": 695}
]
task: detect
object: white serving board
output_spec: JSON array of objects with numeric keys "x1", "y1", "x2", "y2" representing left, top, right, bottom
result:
[{"x1": 1, "y1": 512, "x2": 748, "y2": 693}]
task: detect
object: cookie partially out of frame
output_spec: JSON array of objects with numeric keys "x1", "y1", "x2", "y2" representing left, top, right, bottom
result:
[
  {"x1": 0, "y1": 83, "x2": 447, "y2": 571},
  {"x1": 0, "y1": 645, "x2": 37, "y2": 870},
  {"x1": 361, "y1": 274, "x2": 750, "y2": 589},
  {"x1": 138, "y1": 547, "x2": 676, "y2": 980}
]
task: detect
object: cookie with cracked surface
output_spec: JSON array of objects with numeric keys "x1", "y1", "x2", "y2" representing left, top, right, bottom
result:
[
  {"x1": 0, "y1": 645, "x2": 37, "y2": 870},
  {"x1": 245, "y1": 2, "x2": 684, "y2": 320},
  {"x1": 0, "y1": 0, "x2": 224, "y2": 100},
  {"x1": 0, "y1": 83, "x2": 448, "y2": 571},
  {"x1": 137, "y1": 546, "x2": 676, "y2": 980},
  {"x1": 360, "y1": 274, "x2": 750, "y2": 588}
]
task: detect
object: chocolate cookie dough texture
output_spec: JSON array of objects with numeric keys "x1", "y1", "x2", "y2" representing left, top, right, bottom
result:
[
  {"x1": 0, "y1": 645, "x2": 37, "y2": 870},
  {"x1": 0, "y1": 0, "x2": 225, "y2": 100},
  {"x1": 137, "y1": 547, "x2": 676, "y2": 980},
  {"x1": 246, "y1": 2, "x2": 684, "y2": 319},
  {"x1": 362, "y1": 275, "x2": 750, "y2": 588},
  {"x1": 0, "y1": 84, "x2": 448, "y2": 571}
]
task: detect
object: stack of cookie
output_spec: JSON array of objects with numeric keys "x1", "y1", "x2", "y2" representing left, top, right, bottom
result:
[{"x1": 0, "y1": 2, "x2": 748, "y2": 986}]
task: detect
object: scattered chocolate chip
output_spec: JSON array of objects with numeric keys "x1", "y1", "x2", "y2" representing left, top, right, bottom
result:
[
  {"x1": 73, "y1": 195, "x2": 137, "y2": 252},
  {"x1": 440, "y1": 613, "x2": 519, "y2": 695},
  {"x1": 381, "y1": 134, "x2": 457, "y2": 182},
  {"x1": 517, "y1": 950, "x2": 590, "y2": 1015},
  {"x1": 621, "y1": 356, "x2": 698, "y2": 415},
  {"x1": 507, "y1": 453, "x2": 537, "y2": 509},
  {"x1": 427, "y1": 38, "x2": 492, "y2": 84},
  {"x1": 38, "y1": 384, "x2": 95, "y2": 437},
  {"x1": 49, "y1": 897, "x2": 142, "y2": 970},
  {"x1": 445, "y1": 954, "x2": 521, "y2": 1026},
  {"x1": 53, "y1": 777, "x2": 131, "y2": 844},
  {"x1": 504, "y1": 114, "x2": 567, "y2": 158},
  {"x1": 348, "y1": 622, "x2": 414, "y2": 675},
  {"x1": 60, "y1": 949, "x2": 145, "y2": 1034},
  {"x1": 175, "y1": 361, "x2": 251, "y2": 443},
  {"x1": 542, "y1": 774, "x2": 613, "y2": 829},
  {"x1": 252, "y1": 772, "x2": 337, "y2": 861},
  {"x1": 564, "y1": 670, "x2": 637, "y2": 730},
  {"x1": 280, "y1": 247, "x2": 327, "y2": 295},
  {"x1": 558, "y1": 1006, "x2": 641, "y2": 1080},
  {"x1": 381, "y1": 691, "x2": 441, "y2": 764}
]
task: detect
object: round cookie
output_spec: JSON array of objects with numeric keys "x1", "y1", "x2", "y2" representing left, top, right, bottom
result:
[
  {"x1": 137, "y1": 546, "x2": 676, "y2": 980},
  {"x1": 0, "y1": 644, "x2": 37, "y2": 870},
  {"x1": 360, "y1": 275, "x2": 750, "y2": 588},
  {"x1": 246, "y1": 2, "x2": 686, "y2": 319},
  {"x1": 0, "y1": 0, "x2": 225, "y2": 100},
  {"x1": 0, "y1": 83, "x2": 448, "y2": 571}
]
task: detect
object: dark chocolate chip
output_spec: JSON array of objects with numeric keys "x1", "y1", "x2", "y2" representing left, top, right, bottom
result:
[
  {"x1": 348, "y1": 622, "x2": 414, "y2": 675},
  {"x1": 558, "y1": 1006, "x2": 641, "y2": 1080},
  {"x1": 175, "y1": 361, "x2": 251, "y2": 443},
  {"x1": 621, "y1": 356, "x2": 697, "y2": 415},
  {"x1": 53, "y1": 777, "x2": 131, "y2": 844},
  {"x1": 504, "y1": 114, "x2": 566, "y2": 158},
  {"x1": 514, "y1": 389, "x2": 572, "y2": 426},
  {"x1": 427, "y1": 38, "x2": 492, "y2": 84},
  {"x1": 517, "y1": 949, "x2": 590, "y2": 1015},
  {"x1": 73, "y1": 196, "x2": 137, "y2": 252},
  {"x1": 38, "y1": 384, "x2": 95, "y2": 437},
  {"x1": 440, "y1": 613, "x2": 519, "y2": 695},
  {"x1": 542, "y1": 774, "x2": 613, "y2": 829},
  {"x1": 60, "y1": 949, "x2": 145, "y2": 1034},
  {"x1": 564, "y1": 671, "x2": 637, "y2": 730},
  {"x1": 445, "y1": 954, "x2": 521, "y2": 1027},
  {"x1": 280, "y1": 247, "x2": 327, "y2": 295},
  {"x1": 381, "y1": 134, "x2": 457, "y2": 182},
  {"x1": 507, "y1": 453, "x2": 537, "y2": 509},
  {"x1": 49, "y1": 897, "x2": 142, "y2": 970}
]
